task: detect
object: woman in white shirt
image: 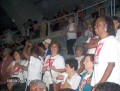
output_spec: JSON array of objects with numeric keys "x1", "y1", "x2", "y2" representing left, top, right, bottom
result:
[
  {"x1": 7, "y1": 50, "x2": 28, "y2": 82},
  {"x1": 58, "y1": 59, "x2": 81, "y2": 90},
  {"x1": 92, "y1": 16, "x2": 120, "y2": 90},
  {"x1": 66, "y1": 16, "x2": 77, "y2": 55},
  {"x1": 43, "y1": 40, "x2": 65, "y2": 91}
]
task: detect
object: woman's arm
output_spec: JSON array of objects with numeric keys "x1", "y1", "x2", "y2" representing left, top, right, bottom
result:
[
  {"x1": 23, "y1": 41, "x2": 32, "y2": 61},
  {"x1": 52, "y1": 66, "x2": 65, "y2": 73},
  {"x1": 99, "y1": 62, "x2": 115, "y2": 83}
]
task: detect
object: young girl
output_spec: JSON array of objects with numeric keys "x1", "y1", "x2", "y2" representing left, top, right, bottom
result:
[{"x1": 80, "y1": 54, "x2": 94, "y2": 91}]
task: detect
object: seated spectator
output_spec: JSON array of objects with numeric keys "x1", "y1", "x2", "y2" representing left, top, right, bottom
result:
[
  {"x1": 57, "y1": 59, "x2": 81, "y2": 90},
  {"x1": 30, "y1": 80, "x2": 47, "y2": 91},
  {"x1": 75, "y1": 46, "x2": 85, "y2": 75},
  {"x1": 94, "y1": 82, "x2": 120, "y2": 91},
  {"x1": 80, "y1": 54, "x2": 94, "y2": 91}
]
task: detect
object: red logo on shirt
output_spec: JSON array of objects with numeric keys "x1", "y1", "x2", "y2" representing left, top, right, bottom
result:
[
  {"x1": 45, "y1": 58, "x2": 54, "y2": 68},
  {"x1": 12, "y1": 67, "x2": 22, "y2": 75},
  {"x1": 94, "y1": 43, "x2": 104, "y2": 64}
]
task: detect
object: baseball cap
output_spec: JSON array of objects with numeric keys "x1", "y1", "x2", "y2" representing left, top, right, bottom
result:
[{"x1": 43, "y1": 39, "x2": 51, "y2": 44}]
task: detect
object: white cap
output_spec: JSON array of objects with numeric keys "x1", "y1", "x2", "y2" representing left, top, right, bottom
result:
[{"x1": 43, "y1": 39, "x2": 51, "y2": 44}]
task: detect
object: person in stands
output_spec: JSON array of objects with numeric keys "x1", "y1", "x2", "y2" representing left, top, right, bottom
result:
[
  {"x1": 66, "y1": 16, "x2": 77, "y2": 56},
  {"x1": 80, "y1": 54, "x2": 94, "y2": 91},
  {"x1": 30, "y1": 80, "x2": 47, "y2": 91},
  {"x1": 42, "y1": 40, "x2": 65, "y2": 91},
  {"x1": 112, "y1": 16, "x2": 120, "y2": 43},
  {"x1": 91, "y1": 16, "x2": 120, "y2": 89}
]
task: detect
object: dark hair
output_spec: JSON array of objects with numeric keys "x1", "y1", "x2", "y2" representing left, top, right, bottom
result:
[
  {"x1": 34, "y1": 20, "x2": 38, "y2": 24},
  {"x1": 94, "y1": 82, "x2": 120, "y2": 91},
  {"x1": 65, "y1": 59, "x2": 78, "y2": 71},
  {"x1": 98, "y1": 16, "x2": 115, "y2": 36},
  {"x1": 112, "y1": 16, "x2": 120, "y2": 29},
  {"x1": 85, "y1": 54, "x2": 94, "y2": 62},
  {"x1": 31, "y1": 45, "x2": 43, "y2": 56}
]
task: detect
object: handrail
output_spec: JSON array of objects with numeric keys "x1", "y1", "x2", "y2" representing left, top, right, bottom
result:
[
  {"x1": 77, "y1": 0, "x2": 108, "y2": 12},
  {"x1": 49, "y1": 0, "x2": 108, "y2": 22}
]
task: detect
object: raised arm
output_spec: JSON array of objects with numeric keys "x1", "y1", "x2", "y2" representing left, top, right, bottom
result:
[{"x1": 23, "y1": 41, "x2": 32, "y2": 61}]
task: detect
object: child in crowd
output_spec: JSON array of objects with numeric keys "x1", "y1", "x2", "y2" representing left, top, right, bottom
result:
[{"x1": 80, "y1": 54, "x2": 94, "y2": 91}]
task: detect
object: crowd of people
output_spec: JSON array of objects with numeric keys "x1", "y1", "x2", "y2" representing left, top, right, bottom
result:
[{"x1": 0, "y1": 6, "x2": 120, "y2": 91}]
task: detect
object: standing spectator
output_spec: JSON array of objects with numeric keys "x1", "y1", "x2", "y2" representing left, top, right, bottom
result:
[
  {"x1": 84, "y1": 23, "x2": 93, "y2": 38},
  {"x1": 23, "y1": 41, "x2": 43, "y2": 87},
  {"x1": 84, "y1": 24, "x2": 99, "y2": 54},
  {"x1": 99, "y1": 8, "x2": 106, "y2": 17},
  {"x1": 66, "y1": 16, "x2": 77, "y2": 55},
  {"x1": 33, "y1": 20, "x2": 41, "y2": 38},
  {"x1": 112, "y1": 16, "x2": 120, "y2": 43},
  {"x1": 43, "y1": 40, "x2": 65, "y2": 91},
  {"x1": 91, "y1": 16, "x2": 120, "y2": 88}
]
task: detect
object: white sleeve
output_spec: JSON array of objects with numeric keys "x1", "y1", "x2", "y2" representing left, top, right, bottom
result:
[{"x1": 105, "y1": 39, "x2": 118, "y2": 63}]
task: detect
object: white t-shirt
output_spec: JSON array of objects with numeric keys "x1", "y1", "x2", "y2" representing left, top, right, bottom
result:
[
  {"x1": 116, "y1": 29, "x2": 120, "y2": 43},
  {"x1": 43, "y1": 54, "x2": 65, "y2": 89},
  {"x1": 27, "y1": 56, "x2": 43, "y2": 85},
  {"x1": 11, "y1": 60, "x2": 28, "y2": 82},
  {"x1": 67, "y1": 23, "x2": 77, "y2": 40},
  {"x1": 75, "y1": 55, "x2": 84, "y2": 69},
  {"x1": 61, "y1": 72, "x2": 81, "y2": 90},
  {"x1": 91, "y1": 36, "x2": 120, "y2": 86},
  {"x1": 86, "y1": 36, "x2": 99, "y2": 54}
]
